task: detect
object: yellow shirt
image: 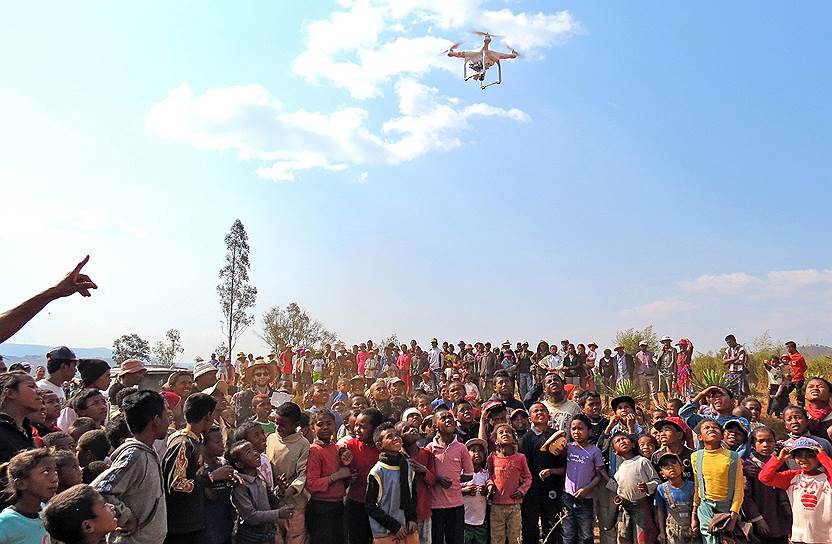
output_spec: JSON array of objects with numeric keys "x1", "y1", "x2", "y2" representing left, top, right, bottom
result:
[{"x1": 691, "y1": 447, "x2": 744, "y2": 513}]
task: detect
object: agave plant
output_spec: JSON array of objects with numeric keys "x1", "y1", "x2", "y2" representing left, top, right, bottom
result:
[
  {"x1": 604, "y1": 379, "x2": 648, "y2": 404},
  {"x1": 692, "y1": 368, "x2": 737, "y2": 392}
]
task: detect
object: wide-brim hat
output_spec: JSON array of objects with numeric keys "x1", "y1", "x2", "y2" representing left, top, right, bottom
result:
[
  {"x1": 587, "y1": 342, "x2": 598, "y2": 348},
  {"x1": 243, "y1": 359, "x2": 276, "y2": 382},
  {"x1": 660, "y1": 336, "x2": 672, "y2": 342},
  {"x1": 540, "y1": 430, "x2": 567, "y2": 455},
  {"x1": 118, "y1": 358, "x2": 147, "y2": 377},
  {"x1": 611, "y1": 395, "x2": 636, "y2": 411},
  {"x1": 193, "y1": 361, "x2": 218, "y2": 380},
  {"x1": 501, "y1": 340, "x2": 511, "y2": 347}
]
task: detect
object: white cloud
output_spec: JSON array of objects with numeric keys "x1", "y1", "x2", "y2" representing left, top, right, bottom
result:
[
  {"x1": 292, "y1": 0, "x2": 581, "y2": 99},
  {"x1": 148, "y1": 1, "x2": 573, "y2": 180},
  {"x1": 621, "y1": 299, "x2": 699, "y2": 317},
  {"x1": 682, "y1": 269, "x2": 832, "y2": 295},
  {"x1": 146, "y1": 80, "x2": 529, "y2": 181},
  {"x1": 681, "y1": 272, "x2": 761, "y2": 294}
]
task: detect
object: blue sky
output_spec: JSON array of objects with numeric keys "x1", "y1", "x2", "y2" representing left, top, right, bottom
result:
[{"x1": 1, "y1": 1, "x2": 830, "y2": 361}]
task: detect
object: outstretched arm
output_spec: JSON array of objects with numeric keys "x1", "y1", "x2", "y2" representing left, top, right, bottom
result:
[{"x1": 0, "y1": 255, "x2": 97, "y2": 343}]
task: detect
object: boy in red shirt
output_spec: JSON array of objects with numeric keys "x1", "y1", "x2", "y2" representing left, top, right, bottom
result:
[
  {"x1": 306, "y1": 410, "x2": 354, "y2": 544},
  {"x1": 486, "y1": 423, "x2": 531, "y2": 544}
]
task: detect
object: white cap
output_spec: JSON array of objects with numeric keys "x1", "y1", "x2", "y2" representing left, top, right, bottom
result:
[{"x1": 660, "y1": 335, "x2": 672, "y2": 342}]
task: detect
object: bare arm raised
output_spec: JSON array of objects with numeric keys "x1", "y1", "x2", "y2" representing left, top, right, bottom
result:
[{"x1": 0, "y1": 255, "x2": 97, "y2": 343}]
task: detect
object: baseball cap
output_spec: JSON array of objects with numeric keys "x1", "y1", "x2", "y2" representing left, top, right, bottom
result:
[
  {"x1": 786, "y1": 436, "x2": 821, "y2": 454},
  {"x1": 47, "y1": 346, "x2": 77, "y2": 361}
]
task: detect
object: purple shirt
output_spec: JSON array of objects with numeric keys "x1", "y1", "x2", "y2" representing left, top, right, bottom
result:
[{"x1": 564, "y1": 443, "x2": 604, "y2": 498}]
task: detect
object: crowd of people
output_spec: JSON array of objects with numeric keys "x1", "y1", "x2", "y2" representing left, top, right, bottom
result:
[{"x1": 0, "y1": 257, "x2": 831, "y2": 544}]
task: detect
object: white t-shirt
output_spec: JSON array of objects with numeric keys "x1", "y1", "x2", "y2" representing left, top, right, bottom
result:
[
  {"x1": 36, "y1": 378, "x2": 66, "y2": 404},
  {"x1": 464, "y1": 469, "x2": 489, "y2": 526}
]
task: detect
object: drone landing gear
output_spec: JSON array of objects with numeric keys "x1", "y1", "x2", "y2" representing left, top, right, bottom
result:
[{"x1": 479, "y1": 60, "x2": 502, "y2": 90}]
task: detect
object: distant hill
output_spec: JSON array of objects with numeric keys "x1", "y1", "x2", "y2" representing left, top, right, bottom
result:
[
  {"x1": 801, "y1": 344, "x2": 832, "y2": 359},
  {"x1": 0, "y1": 343, "x2": 113, "y2": 365}
]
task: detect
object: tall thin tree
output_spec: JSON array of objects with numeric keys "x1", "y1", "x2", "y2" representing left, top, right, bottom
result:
[{"x1": 217, "y1": 219, "x2": 257, "y2": 357}]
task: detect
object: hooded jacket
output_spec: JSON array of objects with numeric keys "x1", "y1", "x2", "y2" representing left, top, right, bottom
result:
[{"x1": 93, "y1": 438, "x2": 167, "y2": 544}]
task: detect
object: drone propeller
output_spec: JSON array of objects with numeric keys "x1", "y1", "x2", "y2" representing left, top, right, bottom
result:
[
  {"x1": 440, "y1": 41, "x2": 463, "y2": 55},
  {"x1": 470, "y1": 30, "x2": 504, "y2": 38},
  {"x1": 503, "y1": 43, "x2": 522, "y2": 58}
]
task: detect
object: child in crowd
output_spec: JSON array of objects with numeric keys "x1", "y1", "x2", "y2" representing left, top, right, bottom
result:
[
  {"x1": 228, "y1": 440, "x2": 294, "y2": 544},
  {"x1": 429, "y1": 407, "x2": 474, "y2": 544},
  {"x1": 782, "y1": 405, "x2": 832, "y2": 466},
  {"x1": 43, "y1": 431, "x2": 76, "y2": 452},
  {"x1": 203, "y1": 426, "x2": 235, "y2": 544},
  {"x1": 306, "y1": 410, "x2": 353, "y2": 544},
  {"x1": 637, "y1": 433, "x2": 659, "y2": 459},
  {"x1": 654, "y1": 453, "x2": 697, "y2": 544},
  {"x1": 70, "y1": 417, "x2": 99, "y2": 444},
  {"x1": 365, "y1": 423, "x2": 418, "y2": 544},
  {"x1": 418, "y1": 415, "x2": 434, "y2": 448},
  {"x1": 690, "y1": 420, "x2": 744, "y2": 544},
  {"x1": 612, "y1": 433, "x2": 660, "y2": 544},
  {"x1": 55, "y1": 449, "x2": 84, "y2": 492},
  {"x1": 0, "y1": 448, "x2": 57, "y2": 544},
  {"x1": 162, "y1": 392, "x2": 218, "y2": 544},
  {"x1": 266, "y1": 402, "x2": 309, "y2": 544},
  {"x1": 764, "y1": 356, "x2": 787, "y2": 417},
  {"x1": 234, "y1": 421, "x2": 273, "y2": 491},
  {"x1": 722, "y1": 420, "x2": 750, "y2": 457},
  {"x1": 396, "y1": 420, "x2": 435, "y2": 544},
  {"x1": 742, "y1": 398, "x2": 763, "y2": 430},
  {"x1": 76, "y1": 430, "x2": 111, "y2": 468},
  {"x1": 463, "y1": 438, "x2": 489, "y2": 544},
  {"x1": 759, "y1": 436, "x2": 832, "y2": 544},
  {"x1": 486, "y1": 423, "x2": 531, "y2": 544},
  {"x1": 563, "y1": 414, "x2": 604, "y2": 544},
  {"x1": 252, "y1": 395, "x2": 276, "y2": 436},
  {"x1": 343, "y1": 408, "x2": 383, "y2": 544},
  {"x1": 666, "y1": 399, "x2": 683, "y2": 419},
  {"x1": 509, "y1": 408, "x2": 530, "y2": 441},
  {"x1": 94, "y1": 390, "x2": 174, "y2": 544},
  {"x1": 742, "y1": 426, "x2": 792, "y2": 544},
  {"x1": 42, "y1": 484, "x2": 118, "y2": 544},
  {"x1": 578, "y1": 390, "x2": 609, "y2": 444}
]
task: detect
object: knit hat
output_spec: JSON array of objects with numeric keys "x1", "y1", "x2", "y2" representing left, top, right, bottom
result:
[{"x1": 78, "y1": 359, "x2": 110, "y2": 386}]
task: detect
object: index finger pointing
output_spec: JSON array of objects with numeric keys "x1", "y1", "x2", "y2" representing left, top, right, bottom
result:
[{"x1": 73, "y1": 255, "x2": 90, "y2": 275}]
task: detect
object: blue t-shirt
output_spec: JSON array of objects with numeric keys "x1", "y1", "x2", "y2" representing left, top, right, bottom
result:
[
  {"x1": 0, "y1": 507, "x2": 49, "y2": 544},
  {"x1": 654, "y1": 480, "x2": 695, "y2": 511}
]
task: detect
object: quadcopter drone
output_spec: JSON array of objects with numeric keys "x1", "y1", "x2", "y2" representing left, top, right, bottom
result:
[{"x1": 443, "y1": 30, "x2": 520, "y2": 90}]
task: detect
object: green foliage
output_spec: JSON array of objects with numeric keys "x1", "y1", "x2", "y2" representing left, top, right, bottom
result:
[
  {"x1": 807, "y1": 357, "x2": 832, "y2": 381},
  {"x1": 112, "y1": 333, "x2": 150, "y2": 364},
  {"x1": 260, "y1": 302, "x2": 337, "y2": 352},
  {"x1": 153, "y1": 328, "x2": 184, "y2": 367},
  {"x1": 604, "y1": 379, "x2": 647, "y2": 404},
  {"x1": 692, "y1": 368, "x2": 737, "y2": 392},
  {"x1": 614, "y1": 325, "x2": 658, "y2": 354},
  {"x1": 218, "y1": 219, "x2": 257, "y2": 356}
]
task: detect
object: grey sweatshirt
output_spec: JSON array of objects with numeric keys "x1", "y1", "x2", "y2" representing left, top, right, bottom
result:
[{"x1": 93, "y1": 438, "x2": 167, "y2": 544}]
